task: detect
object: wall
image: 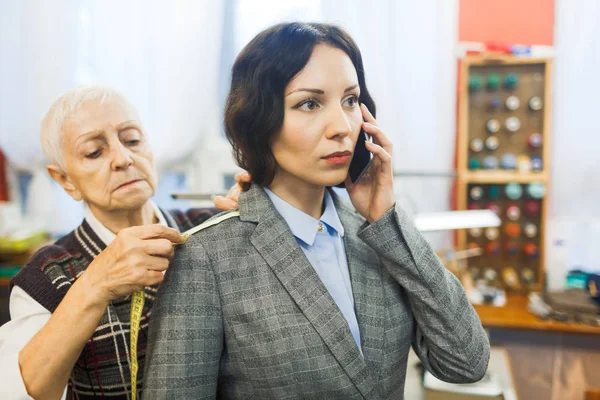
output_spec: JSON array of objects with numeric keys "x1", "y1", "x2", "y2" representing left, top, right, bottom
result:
[{"x1": 459, "y1": 0, "x2": 555, "y2": 45}]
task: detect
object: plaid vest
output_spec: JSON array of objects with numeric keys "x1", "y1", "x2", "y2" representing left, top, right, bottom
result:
[{"x1": 11, "y1": 208, "x2": 219, "y2": 399}]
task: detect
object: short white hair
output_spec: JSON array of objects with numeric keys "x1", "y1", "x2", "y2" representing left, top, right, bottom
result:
[{"x1": 40, "y1": 85, "x2": 137, "y2": 171}]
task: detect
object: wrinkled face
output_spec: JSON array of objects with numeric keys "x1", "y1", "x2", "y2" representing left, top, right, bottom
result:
[
  {"x1": 59, "y1": 98, "x2": 157, "y2": 211},
  {"x1": 271, "y1": 44, "x2": 362, "y2": 188}
]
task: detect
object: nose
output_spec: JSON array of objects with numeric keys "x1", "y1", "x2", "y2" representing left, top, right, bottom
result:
[
  {"x1": 110, "y1": 142, "x2": 133, "y2": 171},
  {"x1": 325, "y1": 105, "x2": 353, "y2": 140}
]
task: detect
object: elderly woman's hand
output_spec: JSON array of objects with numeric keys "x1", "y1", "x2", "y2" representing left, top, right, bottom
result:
[
  {"x1": 79, "y1": 225, "x2": 184, "y2": 305},
  {"x1": 214, "y1": 171, "x2": 252, "y2": 210}
]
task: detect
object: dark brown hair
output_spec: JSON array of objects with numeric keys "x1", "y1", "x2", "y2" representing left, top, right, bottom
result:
[{"x1": 224, "y1": 22, "x2": 376, "y2": 187}]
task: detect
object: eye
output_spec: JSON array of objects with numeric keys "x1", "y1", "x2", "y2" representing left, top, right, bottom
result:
[
  {"x1": 120, "y1": 127, "x2": 142, "y2": 146},
  {"x1": 343, "y1": 95, "x2": 359, "y2": 108},
  {"x1": 295, "y1": 99, "x2": 320, "y2": 111},
  {"x1": 86, "y1": 149, "x2": 102, "y2": 159}
]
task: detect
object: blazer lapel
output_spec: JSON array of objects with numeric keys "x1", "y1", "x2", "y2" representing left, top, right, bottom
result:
[
  {"x1": 239, "y1": 185, "x2": 378, "y2": 399},
  {"x1": 333, "y1": 191, "x2": 386, "y2": 389}
]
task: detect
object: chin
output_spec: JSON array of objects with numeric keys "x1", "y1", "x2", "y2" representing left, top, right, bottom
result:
[
  {"x1": 114, "y1": 192, "x2": 153, "y2": 210},
  {"x1": 312, "y1": 171, "x2": 348, "y2": 187}
]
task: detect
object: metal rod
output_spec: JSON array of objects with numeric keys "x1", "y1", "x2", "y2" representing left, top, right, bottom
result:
[
  {"x1": 393, "y1": 171, "x2": 458, "y2": 178},
  {"x1": 171, "y1": 170, "x2": 458, "y2": 200}
]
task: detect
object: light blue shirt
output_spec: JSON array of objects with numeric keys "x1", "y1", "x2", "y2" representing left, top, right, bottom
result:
[{"x1": 264, "y1": 188, "x2": 362, "y2": 352}]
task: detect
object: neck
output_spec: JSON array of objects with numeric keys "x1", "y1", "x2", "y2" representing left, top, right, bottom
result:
[
  {"x1": 268, "y1": 171, "x2": 325, "y2": 220},
  {"x1": 88, "y1": 201, "x2": 157, "y2": 234}
]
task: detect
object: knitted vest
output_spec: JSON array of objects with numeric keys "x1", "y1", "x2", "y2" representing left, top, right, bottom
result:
[{"x1": 11, "y1": 208, "x2": 219, "y2": 399}]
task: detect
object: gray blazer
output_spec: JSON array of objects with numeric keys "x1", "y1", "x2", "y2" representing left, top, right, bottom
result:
[{"x1": 144, "y1": 185, "x2": 490, "y2": 399}]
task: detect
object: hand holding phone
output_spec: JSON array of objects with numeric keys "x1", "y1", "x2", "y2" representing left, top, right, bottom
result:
[{"x1": 345, "y1": 104, "x2": 395, "y2": 223}]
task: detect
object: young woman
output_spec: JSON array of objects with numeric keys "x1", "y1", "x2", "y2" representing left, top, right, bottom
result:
[{"x1": 144, "y1": 22, "x2": 489, "y2": 399}]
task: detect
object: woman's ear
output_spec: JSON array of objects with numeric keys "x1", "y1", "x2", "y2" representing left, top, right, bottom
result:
[{"x1": 47, "y1": 165, "x2": 83, "y2": 201}]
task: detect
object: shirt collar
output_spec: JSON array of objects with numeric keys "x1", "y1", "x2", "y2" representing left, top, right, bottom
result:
[
  {"x1": 264, "y1": 188, "x2": 344, "y2": 246},
  {"x1": 84, "y1": 201, "x2": 168, "y2": 246}
]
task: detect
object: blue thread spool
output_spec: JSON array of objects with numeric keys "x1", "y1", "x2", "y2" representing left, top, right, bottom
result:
[
  {"x1": 501, "y1": 153, "x2": 517, "y2": 170},
  {"x1": 489, "y1": 96, "x2": 501, "y2": 110},
  {"x1": 483, "y1": 155, "x2": 498, "y2": 170},
  {"x1": 531, "y1": 156, "x2": 543, "y2": 171}
]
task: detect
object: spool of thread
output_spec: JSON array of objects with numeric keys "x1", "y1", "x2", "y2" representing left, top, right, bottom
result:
[
  {"x1": 503, "y1": 267, "x2": 520, "y2": 288},
  {"x1": 485, "y1": 241, "x2": 501, "y2": 255},
  {"x1": 485, "y1": 136, "x2": 499, "y2": 151},
  {"x1": 523, "y1": 243, "x2": 539, "y2": 258},
  {"x1": 469, "y1": 75, "x2": 483, "y2": 91},
  {"x1": 486, "y1": 203, "x2": 501, "y2": 216},
  {"x1": 488, "y1": 185, "x2": 500, "y2": 199},
  {"x1": 522, "y1": 268, "x2": 536, "y2": 284},
  {"x1": 504, "y1": 73, "x2": 519, "y2": 89},
  {"x1": 489, "y1": 96, "x2": 501, "y2": 110},
  {"x1": 483, "y1": 155, "x2": 499, "y2": 169},
  {"x1": 501, "y1": 153, "x2": 517, "y2": 170},
  {"x1": 469, "y1": 227, "x2": 483, "y2": 238},
  {"x1": 468, "y1": 158, "x2": 481, "y2": 170},
  {"x1": 531, "y1": 156, "x2": 543, "y2": 171},
  {"x1": 505, "y1": 95, "x2": 520, "y2": 111},
  {"x1": 524, "y1": 223, "x2": 538, "y2": 238},
  {"x1": 505, "y1": 223, "x2": 521, "y2": 238},
  {"x1": 487, "y1": 73, "x2": 501, "y2": 90},
  {"x1": 504, "y1": 242, "x2": 519, "y2": 255},
  {"x1": 528, "y1": 96, "x2": 543, "y2": 111},
  {"x1": 484, "y1": 268, "x2": 497, "y2": 282},
  {"x1": 505, "y1": 116, "x2": 521, "y2": 132},
  {"x1": 470, "y1": 138, "x2": 484, "y2": 152},
  {"x1": 486, "y1": 118, "x2": 501, "y2": 133},
  {"x1": 518, "y1": 154, "x2": 532, "y2": 173},
  {"x1": 524, "y1": 200, "x2": 541, "y2": 217},
  {"x1": 528, "y1": 133, "x2": 543, "y2": 148},
  {"x1": 485, "y1": 227, "x2": 500, "y2": 240},
  {"x1": 505, "y1": 183, "x2": 523, "y2": 200},
  {"x1": 470, "y1": 186, "x2": 484, "y2": 200},
  {"x1": 527, "y1": 182, "x2": 546, "y2": 199},
  {"x1": 506, "y1": 204, "x2": 521, "y2": 221}
]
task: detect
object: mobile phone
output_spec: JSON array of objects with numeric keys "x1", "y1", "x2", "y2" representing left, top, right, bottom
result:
[{"x1": 348, "y1": 129, "x2": 374, "y2": 183}]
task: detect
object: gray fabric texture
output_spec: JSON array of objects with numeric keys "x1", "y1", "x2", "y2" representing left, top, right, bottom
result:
[{"x1": 144, "y1": 185, "x2": 490, "y2": 399}]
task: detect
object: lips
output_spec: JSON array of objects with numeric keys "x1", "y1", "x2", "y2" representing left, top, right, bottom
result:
[
  {"x1": 115, "y1": 179, "x2": 143, "y2": 190},
  {"x1": 323, "y1": 151, "x2": 352, "y2": 165}
]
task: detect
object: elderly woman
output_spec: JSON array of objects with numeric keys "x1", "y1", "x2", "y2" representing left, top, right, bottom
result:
[
  {"x1": 144, "y1": 22, "x2": 490, "y2": 399},
  {"x1": 0, "y1": 85, "x2": 243, "y2": 399}
]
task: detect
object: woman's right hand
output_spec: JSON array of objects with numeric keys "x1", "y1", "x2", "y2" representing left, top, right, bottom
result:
[{"x1": 79, "y1": 225, "x2": 184, "y2": 304}]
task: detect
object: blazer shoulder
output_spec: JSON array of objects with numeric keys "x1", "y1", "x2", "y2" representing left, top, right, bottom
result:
[{"x1": 181, "y1": 209, "x2": 244, "y2": 246}]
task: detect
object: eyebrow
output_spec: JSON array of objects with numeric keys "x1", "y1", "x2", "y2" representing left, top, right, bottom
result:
[
  {"x1": 286, "y1": 84, "x2": 359, "y2": 96},
  {"x1": 79, "y1": 120, "x2": 138, "y2": 138},
  {"x1": 76, "y1": 120, "x2": 140, "y2": 146}
]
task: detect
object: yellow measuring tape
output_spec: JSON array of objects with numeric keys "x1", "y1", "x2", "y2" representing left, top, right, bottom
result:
[{"x1": 129, "y1": 210, "x2": 240, "y2": 400}]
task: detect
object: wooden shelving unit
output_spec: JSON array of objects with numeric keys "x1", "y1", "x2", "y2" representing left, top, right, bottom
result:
[{"x1": 456, "y1": 56, "x2": 552, "y2": 292}]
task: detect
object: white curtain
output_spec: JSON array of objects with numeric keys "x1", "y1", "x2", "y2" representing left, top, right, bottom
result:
[
  {"x1": 320, "y1": 0, "x2": 459, "y2": 249},
  {"x1": 0, "y1": 0, "x2": 225, "y2": 234},
  {"x1": 0, "y1": 0, "x2": 80, "y2": 171},
  {"x1": 77, "y1": 0, "x2": 226, "y2": 170},
  {"x1": 546, "y1": 0, "x2": 600, "y2": 289}
]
